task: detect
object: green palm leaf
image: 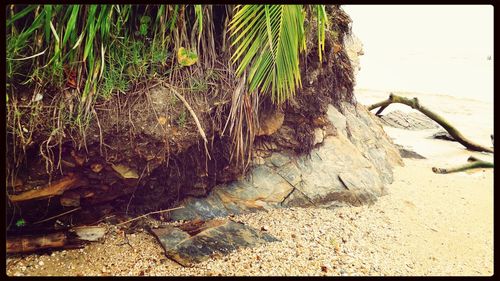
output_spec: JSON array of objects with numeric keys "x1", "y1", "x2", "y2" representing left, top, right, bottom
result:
[
  {"x1": 230, "y1": 5, "x2": 305, "y2": 104},
  {"x1": 316, "y1": 5, "x2": 328, "y2": 61}
]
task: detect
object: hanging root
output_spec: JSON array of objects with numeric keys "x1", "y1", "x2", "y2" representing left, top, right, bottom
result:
[{"x1": 163, "y1": 83, "x2": 211, "y2": 160}]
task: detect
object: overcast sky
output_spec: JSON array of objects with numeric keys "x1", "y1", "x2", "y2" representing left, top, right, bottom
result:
[
  {"x1": 339, "y1": 5, "x2": 493, "y2": 101},
  {"x1": 342, "y1": 5, "x2": 493, "y2": 58}
]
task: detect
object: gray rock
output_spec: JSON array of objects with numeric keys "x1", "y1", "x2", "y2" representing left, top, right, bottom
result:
[
  {"x1": 313, "y1": 128, "x2": 326, "y2": 145},
  {"x1": 398, "y1": 148, "x2": 426, "y2": 159},
  {"x1": 268, "y1": 152, "x2": 292, "y2": 167},
  {"x1": 381, "y1": 110, "x2": 439, "y2": 130},
  {"x1": 326, "y1": 104, "x2": 347, "y2": 136},
  {"x1": 431, "y1": 130, "x2": 455, "y2": 142},
  {"x1": 150, "y1": 219, "x2": 278, "y2": 266},
  {"x1": 169, "y1": 102, "x2": 402, "y2": 221}
]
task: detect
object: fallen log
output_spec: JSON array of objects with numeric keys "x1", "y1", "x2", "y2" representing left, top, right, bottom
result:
[
  {"x1": 432, "y1": 156, "x2": 494, "y2": 174},
  {"x1": 368, "y1": 93, "x2": 493, "y2": 153},
  {"x1": 8, "y1": 173, "x2": 87, "y2": 203},
  {"x1": 6, "y1": 226, "x2": 106, "y2": 254}
]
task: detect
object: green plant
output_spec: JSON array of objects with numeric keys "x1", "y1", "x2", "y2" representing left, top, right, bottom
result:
[
  {"x1": 15, "y1": 218, "x2": 26, "y2": 228},
  {"x1": 176, "y1": 110, "x2": 187, "y2": 127},
  {"x1": 229, "y1": 5, "x2": 328, "y2": 104},
  {"x1": 6, "y1": 4, "x2": 335, "y2": 174}
]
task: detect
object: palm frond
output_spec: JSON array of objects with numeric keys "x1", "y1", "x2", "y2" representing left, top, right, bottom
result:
[
  {"x1": 229, "y1": 5, "x2": 305, "y2": 104},
  {"x1": 315, "y1": 5, "x2": 328, "y2": 62}
]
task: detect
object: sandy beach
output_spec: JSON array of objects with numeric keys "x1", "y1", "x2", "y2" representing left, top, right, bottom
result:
[{"x1": 5, "y1": 89, "x2": 493, "y2": 276}]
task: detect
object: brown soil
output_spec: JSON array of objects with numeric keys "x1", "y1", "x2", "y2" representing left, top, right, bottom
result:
[{"x1": 6, "y1": 6, "x2": 356, "y2": 237}]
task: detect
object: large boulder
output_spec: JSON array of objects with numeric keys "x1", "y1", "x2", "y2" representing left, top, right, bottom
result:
[{"x1": 169, "y1": 102, "x2": 403, "y2": 221}]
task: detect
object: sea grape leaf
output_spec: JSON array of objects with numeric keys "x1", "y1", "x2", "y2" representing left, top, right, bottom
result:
[
  {"x1": 111, "y1": 163, "x2": 139, "y2": 179},
  {"x1": 177, "y1": 47, "x2": 198, "y2": 67}
]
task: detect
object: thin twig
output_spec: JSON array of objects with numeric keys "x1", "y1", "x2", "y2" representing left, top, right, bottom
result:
[
  {"x1": 33, "y1": 207, "x2": 82, "y2": 225},
  {"x1": 115, "y1": 206, "x2": 184, "y2": 227}
]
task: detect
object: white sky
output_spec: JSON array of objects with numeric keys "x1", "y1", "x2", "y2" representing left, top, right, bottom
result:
[
  {"x1": 342, "y1": 5, "x2": 494, "y2": 58},
  {"x1": 340, "y1": 5, "x2": 493, "y2": 102}
]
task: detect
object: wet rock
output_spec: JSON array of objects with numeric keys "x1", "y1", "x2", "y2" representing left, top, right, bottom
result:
[
  {"x1": 431, "y1": 130, "x2": 455, "y2": 142},
  {"x1": 170, "y1": 166, "x2": 293, "y2": 221},
  {"x1": 313, "y1": 128, "x2": 326, "y2": 145},
  {"x1": 380, "y1": 110, "x2": 439, "y2": 130},
  {"x1": 268, "y1": 153, "x2": 292, "y2": 167},
  {"x1": 398, "y1": 148, "x2": 426, "y2": 159},
  {"x1": 150, "y1": 219, "x2": 278, "y2": 266},
  {"x1": 281, "y1": 187, "x2": 313, "y2": 207}
]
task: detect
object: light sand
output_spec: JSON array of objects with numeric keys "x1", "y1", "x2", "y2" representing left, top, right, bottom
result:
[{"x1": 6, "y1": 91, "x2": 494, "y2": 276}]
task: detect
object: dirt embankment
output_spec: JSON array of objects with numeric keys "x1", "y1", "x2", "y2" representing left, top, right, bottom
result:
[{"x1": 6, "y1": 6, "x2": 356, "y2": 235}]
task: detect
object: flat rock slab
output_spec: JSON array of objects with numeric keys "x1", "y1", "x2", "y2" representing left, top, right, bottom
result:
[
  {"x1": 431, "y1": 130, "x2": 456, "y2": 142},
  {"x1": 169, "y1": 102, "x2": 403, "y2": 221},
  {"x1": 150, "y1": 219, "x2": 278, "y2": 266},
  {"x1": 393, "y1": 144, "x2": 426, "y2": 159},
  {"x1": 398, "y1": 148, "x2": 426, "y2": 159},
  {"x1": 381, "y1": 110, "x2": 439, "y2": 130}
]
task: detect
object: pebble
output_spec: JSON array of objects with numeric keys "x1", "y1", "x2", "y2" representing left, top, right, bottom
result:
[{"x1": 5, "y1": 199, "x2": 493, "y2": 276}]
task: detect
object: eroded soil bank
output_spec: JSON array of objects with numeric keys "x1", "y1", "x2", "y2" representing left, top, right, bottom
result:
[
  {"x1": 6, "y1": 87, "x2": 493, "y2": 276},
  {"x1": 6, "y1": 6, "x2": 361, "y2": 236},
  {"x1": 6, "y1": 156, "x2": 493, "y2": 276}
]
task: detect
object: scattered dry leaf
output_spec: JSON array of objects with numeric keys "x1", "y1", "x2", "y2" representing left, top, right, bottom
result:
[
  {"x1": 333, "y1": 43, "x2": 342, "y2": 53},
  {"x1": 158, "y1": 116, "x2": 167, "y2": 126},
  {"x1": 111, "y1": 163, "x2": 139, "y2": 179},
  {"x1": 91, "y1": 163, "x2": 103, "y2": 173}
]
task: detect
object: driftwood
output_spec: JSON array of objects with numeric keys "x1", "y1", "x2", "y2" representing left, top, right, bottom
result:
[
  {"x1": 6, "y1": 226, "x2": 105, "y2": 254},
  {"x1": 8, "y1": 173, "x2": 87, "y2": 203},
  {"x1": 368, "y1": 93, "x2": 493, "y2": 153},
  {"x1": 432, "y1": 156, "x2": 494, "y2": 174}
]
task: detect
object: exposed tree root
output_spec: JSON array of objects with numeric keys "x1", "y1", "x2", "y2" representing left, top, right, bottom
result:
[
  {"x1": 432, "y1": 156, "x2": 494, "y2": 174},
  {"x1": 368, "y1": 93, "x2": 494, "y2": 153},
  {"x1": 8, "y1": 173, "x2": 87, "y2": 203}
]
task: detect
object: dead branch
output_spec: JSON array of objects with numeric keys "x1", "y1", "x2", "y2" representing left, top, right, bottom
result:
[
  {"x1": 33, "y1": 207, "x2": 82, "y2": 225},
  {"x1": 115, "y1": 206, "x2": 185, "y2": 227},
  {"x1": 6, "y1": 225, "x2": 106, "y2": 254},
  {"x1": 7, "y1": 232, "x2": 69, "y2": 254},
  {"x1": 368, "y1": 93, "x2": 493, "y2": 153},
  {"x1": 432, "y1": 156, "x2": 494, "y2": 174}
]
